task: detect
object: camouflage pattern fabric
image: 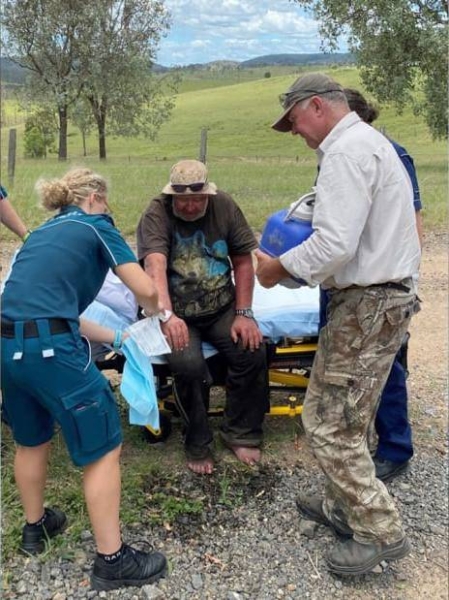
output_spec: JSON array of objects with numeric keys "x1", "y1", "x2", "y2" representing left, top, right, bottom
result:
[{"x1": 302, "y1": 283, "x2": 420, "y2": 544}]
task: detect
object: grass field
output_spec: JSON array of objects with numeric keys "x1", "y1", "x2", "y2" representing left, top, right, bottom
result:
[
  {"x1": 0, "y1": 65, "x2": 447, "y2": 562},
  {"x1": 0, "y1": 65, "x2": 447, "y2": 238}
]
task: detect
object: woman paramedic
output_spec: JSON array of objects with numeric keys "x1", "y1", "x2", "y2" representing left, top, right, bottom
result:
[{"x1": 1, "y1": 168, "x2": 167, "y2": 592}]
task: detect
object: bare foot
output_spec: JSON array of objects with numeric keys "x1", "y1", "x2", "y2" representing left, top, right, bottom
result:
[
  {"x1": 229, "y1": 446, "x2": 261, "y2": 466},
  {"x1": 187, "y1": 456, "x2": 214, "y2": 475}
]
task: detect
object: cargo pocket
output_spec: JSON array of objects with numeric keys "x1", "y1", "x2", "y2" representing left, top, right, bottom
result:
[
  {"x1": 61, "y1": 378, "x2": 120, "y2": 454},
  {"x1": 323, "y1": 370, "x2": 377, "y2": 433}
]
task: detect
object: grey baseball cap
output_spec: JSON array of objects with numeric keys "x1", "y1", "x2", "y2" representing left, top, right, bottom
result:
[{"x1": 272, "y1": 72, "x2": 344, "y2": 132}]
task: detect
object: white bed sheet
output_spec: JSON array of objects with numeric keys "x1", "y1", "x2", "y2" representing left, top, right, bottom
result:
[
  {"x1": 83, "y1": 279, "x2": 320, "y2": 364},
  {"x1": 252, "y1": 281, "x2": 319, "y2": 341}
]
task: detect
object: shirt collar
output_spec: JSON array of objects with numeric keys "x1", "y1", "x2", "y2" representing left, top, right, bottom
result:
[
  {"x1": 59, "y1": 205, "x2": 87, "y2": 216},
  {"x1": 316, "y1": 111, "x2": 362, "y2": 160},
  {"x1": 55, "y1": 205, "x2": 115, "y2": 226}
]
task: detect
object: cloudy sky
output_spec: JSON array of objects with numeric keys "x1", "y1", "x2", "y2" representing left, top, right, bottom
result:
[{"x1": 156, "y1": 0, "x2": 339, "y2": 67}]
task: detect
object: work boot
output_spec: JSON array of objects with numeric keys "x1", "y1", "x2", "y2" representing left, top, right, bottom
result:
[
  {"x1": 327, "y1": 536, "x2": 411, "y2": 576},
  {"x1": 91, "y1": 543, "x2": 168, "y2": 591},
  {"x1": 296, "y1": 493, "x2": 353, "y2": 539},
  {"x1": 21, "y1": 507, "x2": 67, "y2": 555},
  {"x1": 374, "y1": 458, "x2": 410, "y2": 482}
]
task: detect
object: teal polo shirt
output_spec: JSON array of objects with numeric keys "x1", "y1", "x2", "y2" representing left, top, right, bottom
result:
[{"x1": 2, "y1": 205, "x2": 137, "y2": 322}]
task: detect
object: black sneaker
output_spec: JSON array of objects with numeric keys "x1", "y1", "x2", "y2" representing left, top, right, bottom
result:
[
  {"x1": 21, "y1": 507, "x2": 67, "y2": 555},
  {"x1": 91, "y1": 543, "x2": 168, "y2": 591}
]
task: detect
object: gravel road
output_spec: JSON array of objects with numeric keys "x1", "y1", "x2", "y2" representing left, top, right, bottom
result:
[{"x1": 1, "y1": 233, "x2": 447, "y2": 599}]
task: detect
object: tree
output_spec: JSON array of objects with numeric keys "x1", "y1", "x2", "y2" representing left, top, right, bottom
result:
[
  {"x1": 80, "y1": 0, "x2": 178, "y2": 159},
  {"x1": 1, "y1": 0, "x2": 178, "y2": 160},
  {"x1": 71, "y1": 99, "x2": 95, "y2": 157},
  {"x1": 1, "y1": 0, "x2": 93, "y2": 159},
  {"x1": 292, "y1": 0, "x2": 448, "y2": 138}
]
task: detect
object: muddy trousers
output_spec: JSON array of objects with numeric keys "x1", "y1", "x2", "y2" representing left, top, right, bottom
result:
[
  {"x1": 167, "y1": 305, "x2": 269, "y2": 460},
  {"x1": 302, "y1": 285, "x2": 419, "y2": 544}
]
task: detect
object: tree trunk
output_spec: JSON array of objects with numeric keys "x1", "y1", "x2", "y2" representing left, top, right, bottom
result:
[
  {"x1": 98, "y1": 117, "x2": 107, "y2": 160},
  {"x1": 98, "y1": 99, "x2": 108, "y2": 160},
  {"x1": 88, "y1": 95, "x2": 108, "y2": 160},
  {"x1": 58, "y1": 106, "x2": 68, "y2": 161}
]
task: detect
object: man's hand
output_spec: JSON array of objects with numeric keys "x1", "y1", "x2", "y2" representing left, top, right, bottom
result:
[
  {"x1": 254, "y1": 249, "x2": 290, "y2": 288},
  {"x1": 161, "y1": 314, "x2": 189, "y2": 352},
  {"x1": 231, "y1": 316, "x2": 263, "y2": 350}
]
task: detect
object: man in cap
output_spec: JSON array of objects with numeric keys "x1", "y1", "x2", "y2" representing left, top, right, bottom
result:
[
  {"x1": 256, "y1": 72, "x2": 421, "y2": 575},
  {"x1": 137, "y1": 159, "x2": 268, "y2": 474}
]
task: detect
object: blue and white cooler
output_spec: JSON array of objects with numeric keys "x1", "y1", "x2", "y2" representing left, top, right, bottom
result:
[{"x1": 260, "y1": 189, "x2": 315, "y2": 287}]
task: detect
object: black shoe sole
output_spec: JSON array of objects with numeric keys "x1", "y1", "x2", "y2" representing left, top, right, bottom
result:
[
  {"x1": 90, "y1": 566, "x2": 167, "y2": 591},
  {"x1": 296, "y1": 499, "x2": 353, "y2": 539},
  {"x1": 327, "y1": 537, "x2": 411, "y2": 576},
  {"x1": 20, "y1": 517, "x2": 68, "y2": 555}
]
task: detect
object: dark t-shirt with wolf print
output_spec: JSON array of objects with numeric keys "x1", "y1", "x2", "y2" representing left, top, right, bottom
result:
[{"x1": 137, "y1": 191, "x2": 257, "y2": 318}]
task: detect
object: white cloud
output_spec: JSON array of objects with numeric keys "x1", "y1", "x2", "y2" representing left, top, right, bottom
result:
[{"x1": 156, "y1": 0, "x2": 341, "y2": 66}]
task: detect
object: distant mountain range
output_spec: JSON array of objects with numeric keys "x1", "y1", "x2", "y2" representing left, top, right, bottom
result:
[
  {"x1": 1, "y1": 53, "x2": 354, "y2": 83},
  {"x1": 154, "y1": 52, "x2": 354, "y2": 72}
]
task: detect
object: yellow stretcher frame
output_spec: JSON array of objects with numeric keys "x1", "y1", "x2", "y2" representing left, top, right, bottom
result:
[{"x1": 144, "y1": 337, "x2": 318, "y2": 441}]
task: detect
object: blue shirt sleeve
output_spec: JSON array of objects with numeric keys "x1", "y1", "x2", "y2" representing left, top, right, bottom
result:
[{"x1": 391, "y1": 141, "x2": 422, "y2": 211}]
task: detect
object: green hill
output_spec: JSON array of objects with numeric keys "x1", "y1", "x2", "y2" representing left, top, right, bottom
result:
[
  {"x1": 240, "y1": 53, "x2": 354, "y2": 67},
  {"x1": 0, "y1": 66, "x2": 446, "y2": 234}
]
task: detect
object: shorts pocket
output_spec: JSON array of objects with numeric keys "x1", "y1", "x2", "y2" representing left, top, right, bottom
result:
[{"x1": 61, "y1": 378, "x2": 120, "y2": 454}]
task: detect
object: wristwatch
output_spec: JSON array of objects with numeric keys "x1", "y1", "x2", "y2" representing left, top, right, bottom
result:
[{"x1": 235, "y1": 308, "x2": 255, "y2": 319}]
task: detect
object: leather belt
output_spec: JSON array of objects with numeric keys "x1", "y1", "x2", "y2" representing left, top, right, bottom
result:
[
  {"x1": 1, "y1": 318, "x2": 71, "y2": 339},
  {"x1": 345, "y1": 280, "x2": 412, "y2": 294},
  {"x1": 372, "y1": 281, "x2": 411, "y2": 293}
]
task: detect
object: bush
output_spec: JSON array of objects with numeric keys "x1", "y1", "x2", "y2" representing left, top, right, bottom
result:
[
  {"x1": 24, "y1": 126, "x2": 46, "y2": 158},
  {"x1": 23, "y1": 109, "x2": 57, "y2": 158}
]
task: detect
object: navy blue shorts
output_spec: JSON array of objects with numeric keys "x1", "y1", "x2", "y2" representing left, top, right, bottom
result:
[{"x1": 1, "y1": 329, "x2": 122, "y2": 467}]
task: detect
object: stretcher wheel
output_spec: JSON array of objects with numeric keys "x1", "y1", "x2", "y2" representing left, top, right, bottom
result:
[{"x1": 142, "y1": 412, "x2": 172, "y2": 444}]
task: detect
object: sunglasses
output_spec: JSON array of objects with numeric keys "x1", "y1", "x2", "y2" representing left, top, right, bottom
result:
[
  {"x1": 279, "y1": 88, "x2": 342, "y2": 108},
  {"x1": 171, "y1": 182, "x2": 207, "y2": 193}
]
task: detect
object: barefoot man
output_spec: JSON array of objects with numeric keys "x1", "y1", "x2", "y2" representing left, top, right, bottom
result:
[{"x1": 137, "y1": 160, "x2": 268, "y2": 474}]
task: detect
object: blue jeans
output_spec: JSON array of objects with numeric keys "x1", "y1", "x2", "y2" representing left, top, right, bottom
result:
[
  {"x1": 167, "y1": 304, "x2": 269, "y2": 459},
  {"x1": 320, "y1": 288, "x2": 413, "y2": 463}
]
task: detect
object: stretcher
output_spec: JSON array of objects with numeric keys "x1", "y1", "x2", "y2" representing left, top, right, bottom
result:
[{"x1": 85, "y1": 274, "x2": 320, "y2": 443}]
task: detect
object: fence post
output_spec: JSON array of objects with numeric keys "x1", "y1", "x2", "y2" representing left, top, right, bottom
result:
[
  {"x1": 199, "y1": 128, "x2": 208, "y2": 163},
  {"x1": 8, "y1": 128, "x2": 17, "y2": 185}
]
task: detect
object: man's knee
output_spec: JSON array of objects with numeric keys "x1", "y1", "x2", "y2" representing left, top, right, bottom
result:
[
  {"x1": 168, "y1": 350, "x2": 206, "y2": 380},
  {"x1": 229, "y1": 345, "x2": 267, "y2": 370}
]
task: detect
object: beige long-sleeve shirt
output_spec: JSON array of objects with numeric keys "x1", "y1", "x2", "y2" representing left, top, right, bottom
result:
[{"x1": 280, "y1": 112, "x2": 421, "y2": 290}]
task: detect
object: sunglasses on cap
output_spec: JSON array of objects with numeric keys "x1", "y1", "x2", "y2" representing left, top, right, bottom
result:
[
  {"x1": 279, "y1": 88, "x2": 342, "y2": 108},
  {"x1": 171, "y1": 182, "x2": 207, "y2": 193}
]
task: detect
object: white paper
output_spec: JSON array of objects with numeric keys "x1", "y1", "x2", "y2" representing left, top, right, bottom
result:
[{"x1": 126, "y1": 317, "x2": 172, "y2": 357}]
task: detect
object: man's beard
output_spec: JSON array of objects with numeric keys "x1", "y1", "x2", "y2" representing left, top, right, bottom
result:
[{"x1": 172, "y1": 201, "x2": 208, "y2": 221}]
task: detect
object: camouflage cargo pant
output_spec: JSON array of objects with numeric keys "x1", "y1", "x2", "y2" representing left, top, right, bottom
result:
[{"x1": 302, "y1": 283, "x2": 420, "y2": 544}]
